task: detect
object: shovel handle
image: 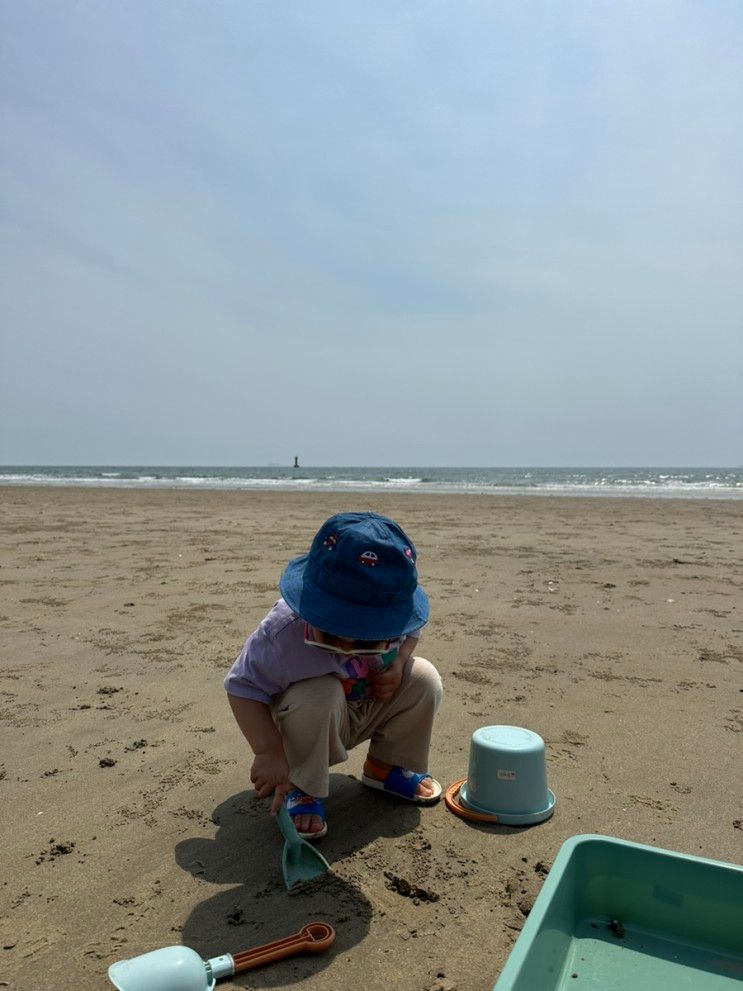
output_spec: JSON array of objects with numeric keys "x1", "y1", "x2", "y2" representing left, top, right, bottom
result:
[{"x1": 232, "y1": 922, "x2": 335, "y2": 973}]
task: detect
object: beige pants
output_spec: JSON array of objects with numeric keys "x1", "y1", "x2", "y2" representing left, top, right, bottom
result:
[{"x1": 273, "y1": 655, "x2": 443, "y2": 797}]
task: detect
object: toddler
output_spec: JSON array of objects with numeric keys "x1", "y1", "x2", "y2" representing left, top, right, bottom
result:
[{"x1": 225, "y1": 512, "x2": 443, "y2": 839}]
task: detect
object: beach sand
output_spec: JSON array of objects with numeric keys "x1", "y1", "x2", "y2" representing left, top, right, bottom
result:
[{"x1": 1, "y1": 487, "x2": 741, "y2": 991}]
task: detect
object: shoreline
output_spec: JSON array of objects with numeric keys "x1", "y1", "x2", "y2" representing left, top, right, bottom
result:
[
  {"x1": 2, "y1": 463, "x2": 741, "y2": 502},
  {"x1": 1, "y1": 482, "x2": 741, "y2": 503}
]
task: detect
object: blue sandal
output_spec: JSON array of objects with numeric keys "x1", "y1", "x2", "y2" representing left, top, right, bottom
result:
[
  {"x1": 361, "y1": 761, "x2": 442, "y2": 805},
  {"x1": 284, "y1": 788, "x2": 328, "y2": 840}
]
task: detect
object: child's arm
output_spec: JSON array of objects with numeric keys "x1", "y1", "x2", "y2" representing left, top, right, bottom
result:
[
  {"x1": 368, "y1": 635, "x2": 418, "y2": 702},
  {"x1": 227, "y1": 694, "x2": 290, "y2": 815}
]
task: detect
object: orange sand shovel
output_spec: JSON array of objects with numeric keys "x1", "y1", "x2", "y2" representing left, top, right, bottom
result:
[{"x1": 108, "y1": 922, "x2": 335, "y2": 991}]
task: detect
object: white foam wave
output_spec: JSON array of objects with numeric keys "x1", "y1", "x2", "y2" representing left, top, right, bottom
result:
[{"x1": 1, "y1": 471, "x2": 740, "y2": 499}]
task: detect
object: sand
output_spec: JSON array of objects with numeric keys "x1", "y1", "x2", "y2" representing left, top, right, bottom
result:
[{"x1": 1, "y1": 487, "x2": 741, "y2": 991}]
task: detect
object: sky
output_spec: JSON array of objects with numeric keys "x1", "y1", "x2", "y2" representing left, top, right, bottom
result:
[{"x1": 1, "y1": 1, "x2": 742, "y2": 467}]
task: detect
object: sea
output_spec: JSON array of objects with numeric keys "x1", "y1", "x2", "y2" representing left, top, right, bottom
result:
[{"x1": 0, "y1": 466, "x2": 741, "y2": 499}]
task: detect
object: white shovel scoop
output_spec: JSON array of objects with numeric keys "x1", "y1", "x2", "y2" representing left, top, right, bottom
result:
[{"x1": 108, "y1": 922, "x2": 335, "y2": 991}]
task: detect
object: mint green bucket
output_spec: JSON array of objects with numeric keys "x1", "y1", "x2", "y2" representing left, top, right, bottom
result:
[
  {"x1": 494, "y1": 834, "x2": 743, "y2": 990},
  {"x1": 460, "y1": 725, "x2": 555, "y2": 825}
]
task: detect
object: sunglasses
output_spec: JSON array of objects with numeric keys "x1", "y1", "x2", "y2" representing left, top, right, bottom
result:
[{"x1": 304, "y1": 625, "x2": 392, "y2": 656}]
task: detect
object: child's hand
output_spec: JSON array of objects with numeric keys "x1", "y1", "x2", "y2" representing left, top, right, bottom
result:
[
  {"x1": 250, "y1": 751, "x2": 290, "y2": 814},
  {"x1": 369, "y1": 660, "x2": 403, "y2": 702}
]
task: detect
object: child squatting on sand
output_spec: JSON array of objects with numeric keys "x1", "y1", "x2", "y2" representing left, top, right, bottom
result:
[{"x1": 224, "y1": 512, "x2": 443, "y2": 839}]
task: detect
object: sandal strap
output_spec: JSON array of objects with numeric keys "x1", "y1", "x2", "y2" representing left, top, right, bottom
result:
[
  {"x1": 284, "y1": 789, "x2": 325, "y2": 821},
  {"x1": 382, "y1": 766, "x2": 432, "y2": 800}
]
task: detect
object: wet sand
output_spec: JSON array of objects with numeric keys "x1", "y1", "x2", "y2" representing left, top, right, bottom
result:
[{"x1": 1, "y1": 487, "x2": 741, "y2": 991}]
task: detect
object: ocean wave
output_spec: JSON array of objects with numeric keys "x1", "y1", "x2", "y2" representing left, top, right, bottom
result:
[{"x1": 1, "y1": 468, "x2": 741, "y2": 498}]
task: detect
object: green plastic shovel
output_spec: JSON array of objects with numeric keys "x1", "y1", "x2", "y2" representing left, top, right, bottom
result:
[{"x1": 277, "y1": 803, "x2": 331, "y2": 893}]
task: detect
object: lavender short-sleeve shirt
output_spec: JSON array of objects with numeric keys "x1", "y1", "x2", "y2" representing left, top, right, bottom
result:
[{"x1": 224, "y1": 599, "x2": 421, "y2": 704}]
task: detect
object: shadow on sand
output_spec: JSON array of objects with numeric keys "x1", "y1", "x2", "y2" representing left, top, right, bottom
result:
[{"x1": 174, "y1": 772, "x2": 423, "y2": 986}]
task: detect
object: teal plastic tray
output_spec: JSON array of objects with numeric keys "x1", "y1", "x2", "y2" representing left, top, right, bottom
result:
[{"x1": 494, "y1": 834, "x2": 743, "y2": 990}]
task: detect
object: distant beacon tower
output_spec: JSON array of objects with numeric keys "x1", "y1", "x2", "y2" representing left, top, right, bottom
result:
[{"x1": 293, "y1": 456, "x2": 299, "y2": 469}]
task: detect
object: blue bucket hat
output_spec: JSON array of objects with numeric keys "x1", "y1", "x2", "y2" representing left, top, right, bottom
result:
[{"x1": 279, "y1": 512, "x2": 429, "y2": 640}]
